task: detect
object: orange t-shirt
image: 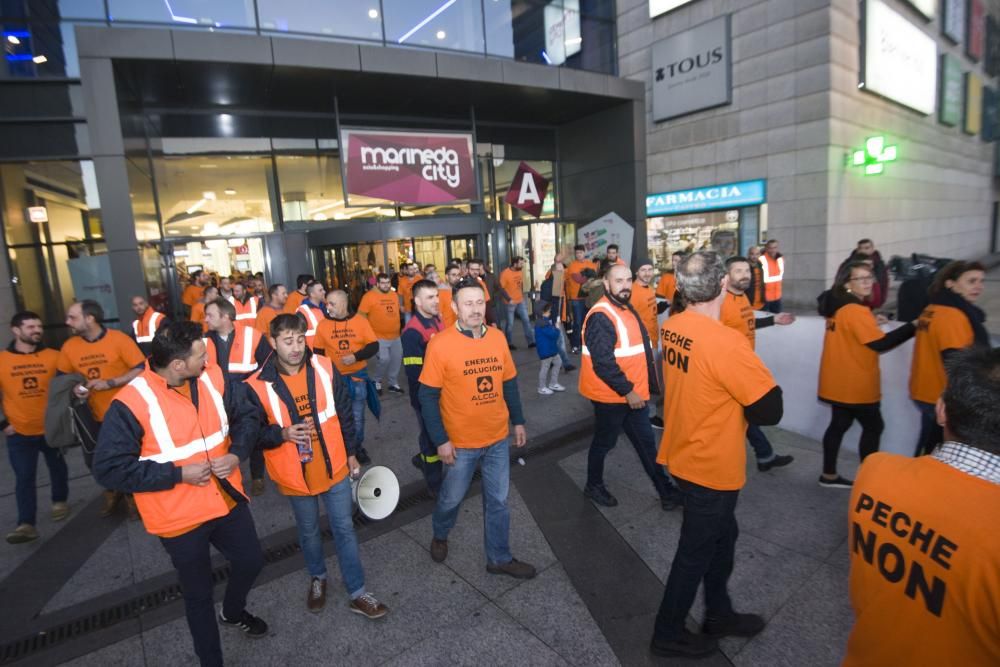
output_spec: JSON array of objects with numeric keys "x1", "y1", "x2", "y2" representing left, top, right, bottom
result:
[
  {"x1": 190, "y1": 301, "x2": 208, "y2": 331},
  {"x1": 277, "y1": 366, "x2": 346, "y2": 496},
  {"x1": 566, "y1": 260, "x2": 595, "y2": 300},
  {"x1": 57, "y1": 329, "x2": 146, "y2": 421},
  {"x1": 398, "y1": 273, "x2": 423, "y2": 313},
  {"x1": 0, "y1": 347, "x2": 60, "y2": 435},
  {"x1": 419, "y1": 326, "x2": 517, "y2": 448},
  {"x1": 358, "y1": 289, "x2": 402, "y2": 339},
  {"x1": 656, "y1": 272, "x2": 676, "y2": 301},
  {"x1": 182, "y1": 284, "x2": 204, "y2": 308},
  {"x1": 499, "y1": 268, "x2": 525, "y2": 304},
  {"x1": 439, "y1": 288, "x2": 457, "y2": 328},
  {"x1": 314, "y1": 315, "x2": 377, "y2": 375},
  {"x1": 818, "y1": 303, "x2": 884, "y2": 405},
  {"x1": 844, "y1": 452, "x2": 1000, "y2": 666},
  {"x1": 284, "y1": 290, "x2": 306, "y2": 315},
  {"x1": 255, "y1": 304, "x2": 282, "y2": 338},
  {"x1": 909, "y1": 305, "x2": 974, "y2": 405},
  {"x1": 629, "y1": 282, "x2": 659, "y2": 345},
  {"x1": 657, "y1": 310, "x2": 776, "y2": 491},
  {"x1": 720, "y1": 291, "x2": 757, "y2": 350}
]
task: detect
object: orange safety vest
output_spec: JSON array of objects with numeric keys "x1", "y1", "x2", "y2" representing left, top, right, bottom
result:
[
  {"x1": 115, "y1": 365, "x2": 241, "y2": 537},
  {"x1": 578, "y1": 296, "x2": 650, "y2": 404},
  {"x1": 297, "y1": 304, "x2": 323, "y2": 346},
  {"x1": 245, "y1": 355, "x2": 347, "y2": 496},
  {"x1": 760, "y1": 255, "x2": 784, "y2": 302},
  {"x1": 132, "y1": 309, "x2": 164, "y2": 344},
  {"x1": 204, "y1": 326, "x2": 263, "y2": 375},
  {"x1": 228, "y1": 295, "x2": 258, "y2": 323}
]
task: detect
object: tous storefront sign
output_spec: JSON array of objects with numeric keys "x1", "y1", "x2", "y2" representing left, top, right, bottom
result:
[
  {"x1": 341, "y1": 129, "x2": 478, "y2": 205},
  {"x1": 651, "y1": 14, "x2": 731, "y2": 122}
]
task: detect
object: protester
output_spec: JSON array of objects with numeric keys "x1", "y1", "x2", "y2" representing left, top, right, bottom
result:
[
  {"x1": 656, "y1": 251, "x2": 685, "y2": 303},
  {"x1": 358, "y1": 273, "x2": 404, "y2": 395},
  {"x1": 255, "y1": 283, "x2": 288, "y2": 337},
  {"x1": 759, "y1": 239, "x2": 785, "y2": 313},
  {"x1": 533, "y1": 302, "x2": 564, "y2": 395},
  {"x1": 579, "y1": 263, "x2": 681, "y2": 510},
  {"x1": 397, "y1": 262, "x2": 423, "y2": 325},
  {"x1": 94, "y1": 321, "x2": 267, "y2": 667},
  {"x1": 228, "y1": 281, "x2": 258, "y2": 324},
  {"x1": 909, "y1": 261, "x2": 987, "y2": 456},
  {"x1": 181, "y1": 270, "x2": 209, "y2": 316},
  {"x1": 419, "y1": 277, "x2": 535, "y2": 579},
  {"x1": 840, "y1": 239, "x2": 889, "y2": 309},
  {"x1": 816, "y1": 261, "x2": 916, "y2": 488},
  {"x1": 652, "y1": 251, "x2": 783, "y2": 658},
  {"x1": 131, "y1": 295, "x2": 167, "y2": 356},
  {"x1": 605, "y1": 244, "x2": 626, "y2": 267},
  {"x1": 745, "y1": 246, "x2": 766, "y2": 309},
  {"x1": 499, "y1": 256, "x2": 536, "y2": 350},
  {"x1": 438, "y1": 263, "x2": 461, "y2": 329},
  {"x1": 844, "y1": 347, "x2": 1000, "y2": 666},
  {"x1": 284, "y1": 274, "x2": 314, "y2": 315},
  {"x1": 2, "y1": 311, "x2": 69, "y2": 544},
  {"x1": 565, "y1": 245, "x2": 595, "y2": 353},
  {"x1": 190, "y1": 285, "x2": 219, "y2": 332},
  {"x1": 296, "y1": 281, "x2": 326, "y2": 349},
  {"x1": 245, "y1": 314, "x2": 388, "y2": 620}
]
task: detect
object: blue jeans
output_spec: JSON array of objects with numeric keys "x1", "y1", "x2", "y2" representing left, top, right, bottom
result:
[
  {"x1": 569, "y1": 299, "x2": 587, "y2": 349},
  {"x1": 746, "y1": 424, "x2": 775, "y2": 462},
  {"x1": 913, "y1": 400, "x2": 941, "y2": 457},
  {"x1": 504, "y1": 301, "x2": 535, "y2": 345},
  {"x1": 7, "y1": 433, "x2": 69, "y2": 526},
  {"x1": 345, "y1": 373, "x2": 367, "y2": 448},
  {"x1": 432, "y1": 438, "x2": 512, "y2": 565},
  {"x1": 287, "y1": 477, "x2": 366, "y2": 598}
]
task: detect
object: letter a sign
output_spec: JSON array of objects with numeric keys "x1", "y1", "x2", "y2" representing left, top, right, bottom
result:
[{"x1": 504, "y1": 161, "x2": 550, "y2": 218}]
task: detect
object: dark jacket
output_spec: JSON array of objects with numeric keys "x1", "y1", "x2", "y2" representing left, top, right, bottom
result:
[
  {"x1": 401, "y1": 312, "x2": 443, "y2": 410},
  {"x1": 533, "y1": 320, "x2": 560, "y2": 359},
  {"x1": 45, "y1": 372, "x2": 89, "y2": 449},
  {"x1": 583, "y1": 297, "x2": 659, "y2": 397},
  {"x1": 928, "y1": 289, "x2": 990, "y2": 350},
  {"x1": 204, "y1": 328, "x2": 272, "y2": 382}
]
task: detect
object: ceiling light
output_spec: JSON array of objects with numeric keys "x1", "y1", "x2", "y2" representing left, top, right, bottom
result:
[
  {"x1": 368, "y1": 8, "x2": 379, "y2": 19},
  {"x1": 312, "y1": 213, "x2": 327, "y2": 221},
  {"x1": 202, "y1": 191, "x2": 216, "y2": 200},
  {"x1": 224, "y1": 188, "x2": 237, "y2": 195},
  {"x1": 436, "y1": 30, "x2": 446, "y2": 40},
  {"x1": 198, "y1": 164, "x2": 218, "y2": 169},
  {"x1": 186, "y1": 198, "x2": 208, "y2": 214},
  {"x1": 7, "y1": 35, "x2": 20, "y2": 45},
  {"x1": 168, "y1": 230, "x2": 180, "y2": 234},
  {"x1": 32, "y1": 55, "x2": 47, "y2": 64}
]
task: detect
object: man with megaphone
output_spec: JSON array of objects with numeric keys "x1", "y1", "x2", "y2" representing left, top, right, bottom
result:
[{"x1": 244, "y1": 313, "x2": 389, "y2": 619}]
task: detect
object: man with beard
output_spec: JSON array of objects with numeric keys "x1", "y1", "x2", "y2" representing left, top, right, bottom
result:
[
  {"x1": 358, "y1": 273, "x2": 404, "y2": 395},
  {"x1": 131, "y1": 295, "x2": 167, "y2": 356},
  {"x1": 1, "y1": 311, "x2": 69, "y2": 543},
  {"x1": 437, "y1": 263, "x2": 461, "y2": 328},
  {"x1": 578, "y1": 264, "x2": 681, "y2": 510},
  {"x1": 228, "y1": 282, "x2": 259, "y2": 325}
]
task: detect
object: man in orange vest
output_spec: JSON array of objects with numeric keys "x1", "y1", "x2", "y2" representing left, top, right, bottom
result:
[
  {"x1": 131, "y1": 295, "x2": 167, "y2": 356},
  {"x1": 255, "y1": 283, "x2": 287, "y2": 337},
  {"x1": 228, "y1": 281, "x2": 258, "y2": 325},
  {"x1": 579, "y1": 264, "x2": 681, "y2": 510},
  {"x1": 844, "y1": 347, "x2": 1000, "y2": 666},
  {"x1": 93, "y1": 321, "x2": 268, "y2": 667},
  {"x1": 759, "y1": 239, "x2": 785, "y2": 314},
  {"x1": 245, "y1": 314, "x2": 389, "y2": 620},
  {"x1": 606, "y1": 244, "x2": 626, "y2": 267},
  {"x1": 296, "y1": 281, "x2": 327, "y2": 349},
  {"x1": 652, "y1": 252, "x2": 783, "y2": 658}
]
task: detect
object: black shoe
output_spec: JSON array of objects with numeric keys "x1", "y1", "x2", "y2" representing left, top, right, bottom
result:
[
  {"x1": 387, "y1": 385, "x2": 404, "y2": 395},
  {"x1": 757, "y1": 454, "x2": 794, "y2": 472},
  {"x1": 411, "y1": 453, "x2": 422, "y2": 469},
  {"x1": 583, "y1": 484, "x2": 618, "y2": 507},
  {"x1": 356, "y1": 448, "x2": 372, "y2": 466},
  {"x1": 650, "y1": 416, "x2": 664, "y2": 428},
  {"x1": 219, "y1": 610, "x2": 268, "y2": 638},
  {"x1": 508, "y1": 344, "x2": 518, "y2": 350},
  {"x1": 528, "y1": 342, "x2": 536, "y2": 348},
  {"x1": 563, "y1": 364, "x2": 576, "y2": 372},
  {"x1": 650, "y1": 630, "x2": 718, "y2": 658},
  {"x1": 818, "y1": 475, "x2": 853, "y2": 488},
  {"x1": 702, "y1": 612, "x2": 766, "y2": 638},
  {"x1": 660, "y1": 493, "x2": 682, "y2": 511}
]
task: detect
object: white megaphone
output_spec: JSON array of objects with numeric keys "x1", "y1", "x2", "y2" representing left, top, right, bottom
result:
[{"x1": 352, "y1": 466, "x2": 400, "y2": 521}]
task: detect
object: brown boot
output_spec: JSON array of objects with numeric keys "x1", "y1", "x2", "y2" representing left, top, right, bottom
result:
[
  {"x1": 124, "y1": 494, "x2": 140, "y2": 521},
  {"x1": 100, "y1": 491, "x2": 122, "y2": 517}
]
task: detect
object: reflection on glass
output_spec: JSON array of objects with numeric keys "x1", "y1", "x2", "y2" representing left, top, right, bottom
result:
[
  {"x1": 646, "y1": 210, "x2": 740, "y2": 270},
  {"x1": 57, "y1": 0, "x2": 107, "y2": 19},
  {"x1": 171, "y1": 237, "x2": 266, "y2": 284},
  {"x1": 383, "y1": 0, "x2": 484, "y2": 53},
  {"x1": 126, "y1": 157, "x2": 161, "y2": 240},
  {"x1": 107, "y1": 0, "x2": 256, "y2": 28},
  {"x1": 257, "y1": 0, "x2": 383, "y2": 40},
  {"x1": 484, "y1": 0, "x2": 514, "y2": 57},
  {"x1": 152, "y1": 154, "x2": 275, "y2": 237},
  {"x1": 1, "y1": 161, "x2": 101, "y2": 245}
]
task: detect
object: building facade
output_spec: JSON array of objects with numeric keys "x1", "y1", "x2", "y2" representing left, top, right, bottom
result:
[{"x1": 620, "y1": 0, "x2": 1000, "y2": 306}]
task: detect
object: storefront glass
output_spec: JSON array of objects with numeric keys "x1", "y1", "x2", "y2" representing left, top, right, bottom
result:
[
  {"x1": 257, "y1": 0, "x2": 384, "y2": 40},
  {"x1": 383, "y1": 0, "x2": 485, "y2": 53},
  {"x1": 509, "y1": 221, "x2": 575, "y2": 292},
  {"x1": 171, "y1": 236, "x2": 267, "y2": 286},
  {"x1": 646, "y1": 209, "x2": 741, "y2": 270},
  {"x1": 107, "y1": 0, "x2": 256, "y2": 29}
]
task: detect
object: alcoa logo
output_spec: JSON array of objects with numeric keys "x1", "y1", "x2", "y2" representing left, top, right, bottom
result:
[{"x1": 360, "y1": 146, "x2": 462, "y2": 188}]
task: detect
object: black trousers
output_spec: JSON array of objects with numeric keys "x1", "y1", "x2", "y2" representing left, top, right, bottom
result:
[
  {"x1": 586, "y1": 400, "x2": 677, "y2": 501},
  {"x1": 913, "y1": 400, "x2": 942, "y2": 457},
  {"x1": 249, "y1": 442, "x2": 266, "y2": 480},
  {"x1": 821, "y1": 403, "x2": 884, "y2": 475},
  {"x1": 653, "y1": 477, "x2": 739, "y2": 640},
  {"x1": 160, "y1": 502, "x2": 265, "y2": 667}
]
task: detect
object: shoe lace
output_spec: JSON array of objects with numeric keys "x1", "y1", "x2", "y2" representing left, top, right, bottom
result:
[
  {"x1": 310, "y1": 579, "x2": 324, "y2": 598},
  {"x1": 356, "y1": 592, "x2": 378, "y2": 608}
]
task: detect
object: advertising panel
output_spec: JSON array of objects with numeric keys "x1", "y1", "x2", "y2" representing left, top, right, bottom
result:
[
  {"x1": 652, "y1": 15, "x2": 731, "y2": 122},
  {"x1": 340, "y1": 129, "x2": 478, "y2": 205},
  {"x1": 578, "y1": 212, "x2": 634, "y2": 265},
  {"x1": 939, "y1": 54, "x2": 964, "y2": 126},
  {"x1": 504, "y1": 161, "x2": 550, "y2": 218},
  {"x1": 861, "y1": 0, "x2": 937, "y2": 115},
  {"x1": 967, "y1": 0, "x2": 985, "y2": 61},
  {"x1": 982, "y1": 86, "x2": 999, "y2": 141},
  {"x1": 965, "y1": 72, "x2": 983, "y2": 135},
  {"x1": 646, "y1": 179, "x2": 766, "y2": 217},
  {"x1": 544, "y1": 0, "x2": 580, "y2": 66},
  {"x1": 68, "y1": 255, "x2": 117, "y2": 320},
  {"x1": 942, "y1": 0, "x2": 965, "y2": 43}
]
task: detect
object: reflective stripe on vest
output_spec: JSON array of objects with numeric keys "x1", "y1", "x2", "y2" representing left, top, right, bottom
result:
[
  {"x1": 133, "y1": 311, "x2": 162, "y2": 343},
  {"x1": 228, "y1": 326, "x2": 258, "y2": 373},
  {"x1": 233, "y1": 297, "x2": 258, "y2": 321},
  {"x1": 298, "y1": 305, "x2": 319, "y2": 336},
  {"x1": 262, "y1": 355, "x2": 337, "y2": 427},
  {"x1": 760, "y1": 256, "x2": 784, "y2": 283},
  {"x1": 135, "y1": 373, "x2": 229, "y2": 463},
  {"x1": 580, "y1": 302, "x2": 647, "y2": 359}
]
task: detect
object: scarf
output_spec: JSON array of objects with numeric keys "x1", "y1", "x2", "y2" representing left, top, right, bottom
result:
[{"x1": 930, "y1": 289, "x2": 989, "y2": 348}]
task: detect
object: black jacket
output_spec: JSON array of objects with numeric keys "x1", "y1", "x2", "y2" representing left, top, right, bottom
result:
[{"x1": 583, "y1": 297, "x2": 660, "y2": 398}]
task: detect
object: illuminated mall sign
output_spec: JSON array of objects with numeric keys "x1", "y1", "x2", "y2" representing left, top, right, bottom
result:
[
  {"x1": 646, "y1": 179, "x2": 766, "y2": 216},
  {"x1": 340, "y1": 128, "x2": 478, "y2": 205}
]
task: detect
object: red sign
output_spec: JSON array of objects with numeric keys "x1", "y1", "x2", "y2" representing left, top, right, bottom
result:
[
  {"x1": 968, "y1": 0, "x2": 985, "y2": 61},
  {"x1": 503, "y1": 161, "x2": 550, "y2": 218},
  {"x1": 341, "y1": 129, "x2": 477, "y2": 205}
]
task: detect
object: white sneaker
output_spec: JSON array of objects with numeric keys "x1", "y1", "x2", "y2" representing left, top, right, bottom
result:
[
  {"x1": 548, "y1": 383, "x2": 566, "y2": 392},
  {"x1": 537, "y1": 387, "x2": 554, "y2": 395}
]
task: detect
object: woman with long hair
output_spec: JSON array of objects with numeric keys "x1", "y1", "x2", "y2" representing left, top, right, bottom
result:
[
  {"x1": 816, "y1": 261, "x2": 917, "y2": 488},
  {"x1": 909, "y1": 261, "x2": 988, "y2": 456}
]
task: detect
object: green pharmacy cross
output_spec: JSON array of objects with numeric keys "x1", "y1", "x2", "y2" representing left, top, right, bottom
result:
[{"x1": 851, "y1": 136, "x2": 897, "y2": 175}]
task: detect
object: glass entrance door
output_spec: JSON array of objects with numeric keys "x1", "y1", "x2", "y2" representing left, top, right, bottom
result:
[
  {"x1": 446, "y1": 235, "x2": 478, "y2": 264},
  {"x1": 315, "y1": 242, "x2": 383, "y2": 309}
]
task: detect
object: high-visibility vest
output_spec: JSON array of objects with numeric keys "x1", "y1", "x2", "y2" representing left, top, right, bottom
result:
[
  {"x1": 228, "y1": 295, "x2": 258, "y2": 322},
  {"x1": 759, "y1": 255, "x2": 784, "y2": 302},
  {"x1": 204, "y1": 326, "x2": 262, "y2": 376},
  {"x1": 578, "y1": 296, "x2": 650, "y2": 404},
  {"x1": 245, "y1": 355, "x2": 347, "y2": 496},
  {"x1": 297, "y1": 304, "x2": 322, "y2": 345},
  {"x1": 132, "y1": 309, "x2": 164, "y2": 344},
  {"x1": 115, "y1": 365, "x2": 240, "y2": 536}
]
